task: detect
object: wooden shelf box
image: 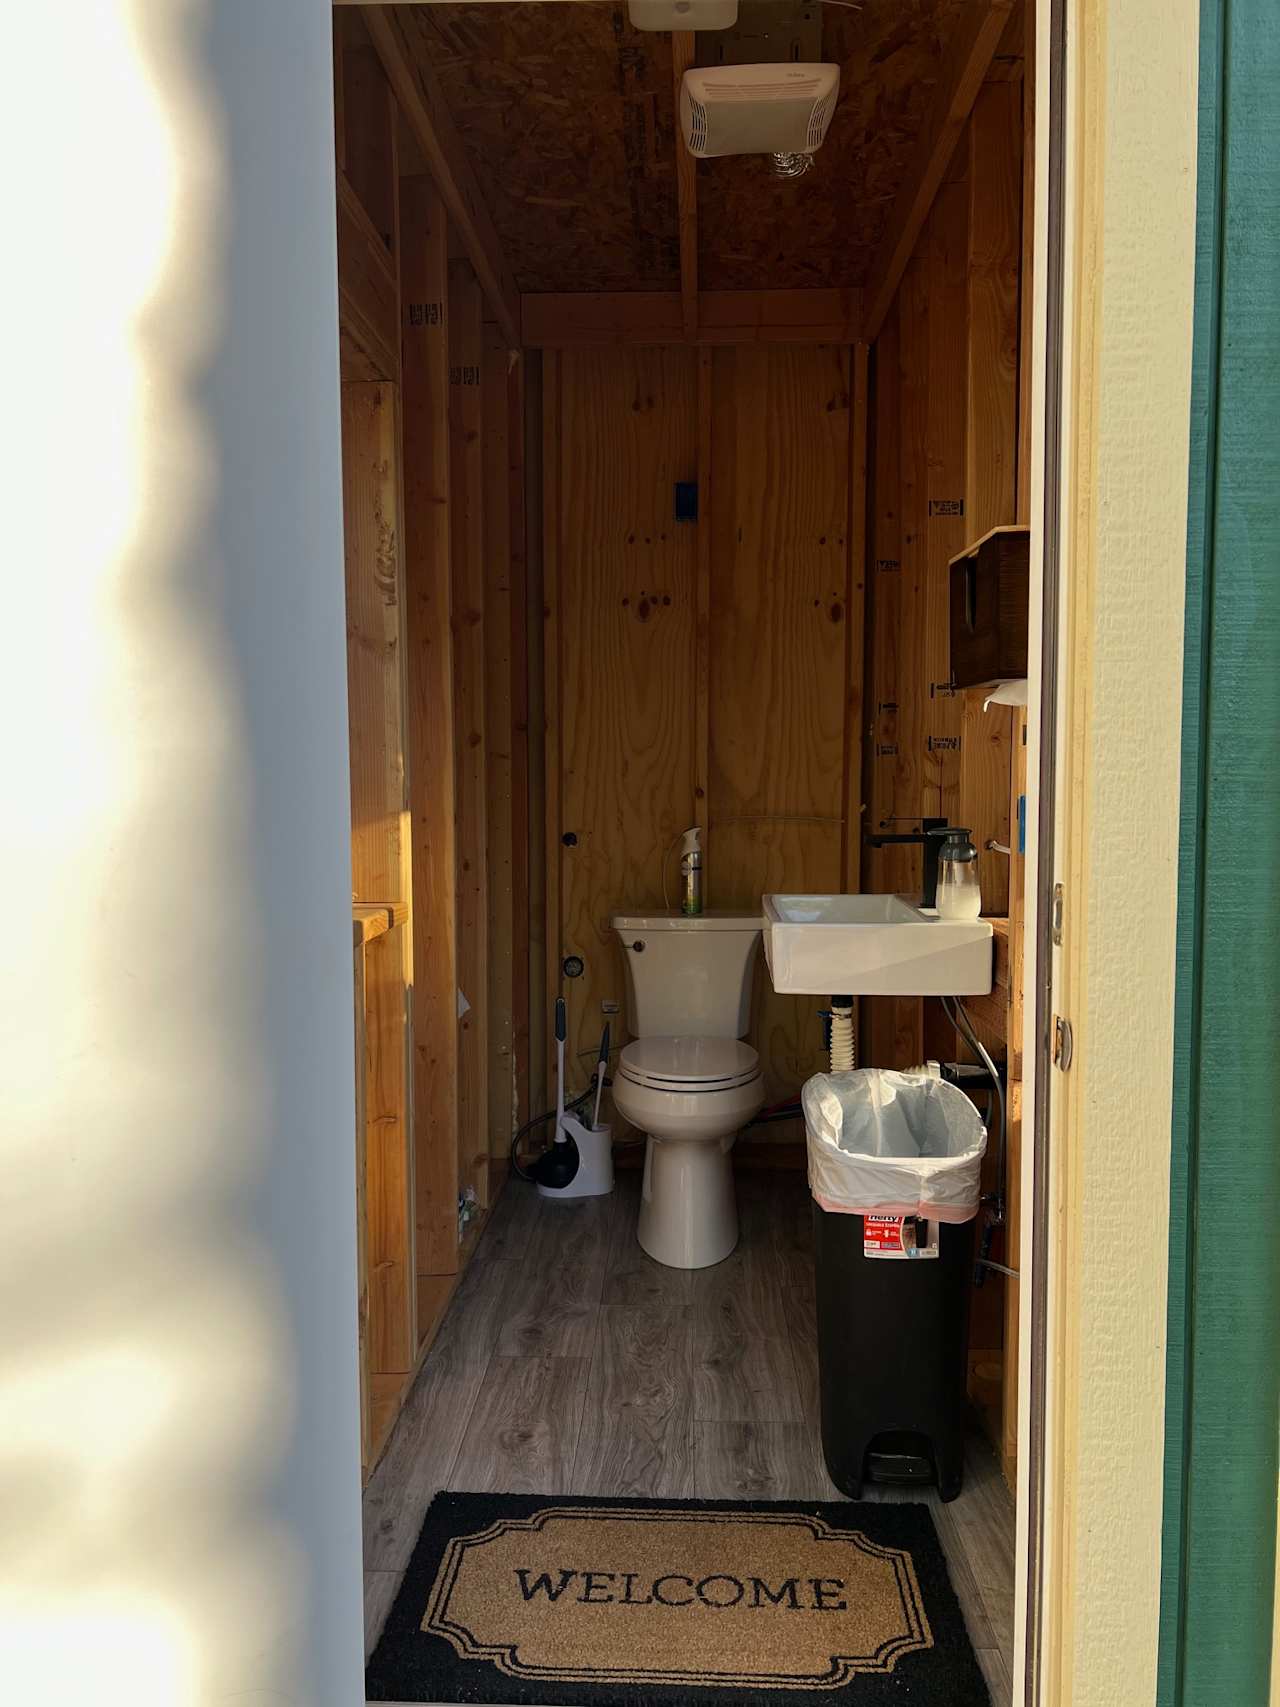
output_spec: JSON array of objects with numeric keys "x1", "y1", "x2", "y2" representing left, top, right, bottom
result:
[{"x1": 949, "y1": 524, "x2": 1030, "y2": 688}]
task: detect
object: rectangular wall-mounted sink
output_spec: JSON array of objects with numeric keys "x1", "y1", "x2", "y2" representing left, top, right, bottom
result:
[{"x1": 762, "y1": 893, "x2": 993, "y2": 997}]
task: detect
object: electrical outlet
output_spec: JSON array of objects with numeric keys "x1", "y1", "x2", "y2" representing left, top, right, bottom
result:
[{"x1": 601, "y1": 1000, "x2": 620, "y2": 1015}]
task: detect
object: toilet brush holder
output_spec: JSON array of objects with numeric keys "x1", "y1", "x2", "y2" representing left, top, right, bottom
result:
[{"x1": 537, "y1": 1116, "x2": 614, "y2": 1200}]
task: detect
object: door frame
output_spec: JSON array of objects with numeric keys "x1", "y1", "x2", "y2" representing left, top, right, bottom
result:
[
  {"x1": 1021, "y1": 0, "x2": 1202, "y2": 1702},
  {"x1": 1016, "y1": 0, "x2": 1066, "y2": 1692}
]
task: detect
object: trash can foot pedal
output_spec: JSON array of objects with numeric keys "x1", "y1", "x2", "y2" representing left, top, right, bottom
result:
[{"x1": 866, "y1": 1448, "x2": 934, "y2": 1485}]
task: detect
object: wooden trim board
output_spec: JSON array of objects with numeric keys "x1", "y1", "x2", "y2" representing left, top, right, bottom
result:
[
  {"x1": 693, "y1": 349, "x2": 712, "y2": 860},
  {"x1": 400, "y1": 173, "x2": 460, "y2": 1285},
  {"x1": 524, "y1": 357, "x2": 549, "y2": 1123},
  {"x1": 672, "y1": 31, "x2": 698, "y2": 341},
  {"x1": 482, "y1": 326, "x2": 516, "y2": 1176},
  {"x1": 507, "y1": 354, "x2": 532, "y2": 1130},
  {"x1": 948, "y1": 521, "x2": 1029, "y2": 566},
  {"x1": 521, "y1": 289, "x2": 863, "y2": 349},
  {"x1": 841, "y1": 342, "x2": 870, "y2": 897},
  {"x1": 448, "y1": 259, "x2": 490, "y2": 1211},
  {"x1": 353, "y1": 900, "x2": 410, "y2": 946},
  {"x1": 540, "y1": 354, "x2": 563, "y2": 1094}
]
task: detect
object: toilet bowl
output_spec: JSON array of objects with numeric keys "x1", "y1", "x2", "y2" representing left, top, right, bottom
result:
[
  {"x1": 610, "y1": 910, "x2": 766, "y2": 1271},
  {"x1": 612, "y1": 1036, "x2": 764, "y2": 1268}
]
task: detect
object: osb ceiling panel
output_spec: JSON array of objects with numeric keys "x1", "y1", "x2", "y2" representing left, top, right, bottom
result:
[
  {"x1": 404, "y1": 0, "x2": 988, "y2": 295},
  {"x1": 401, "y1": 2, "x2": 680, "y2": 293},
  {"x1": 700, "y1": 0, "x2": 972, "y2": 289}
]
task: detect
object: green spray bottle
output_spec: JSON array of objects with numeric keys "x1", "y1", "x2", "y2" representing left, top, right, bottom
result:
[{"x1": 679, "y1": 826, "x2": 703, "y2": 915}]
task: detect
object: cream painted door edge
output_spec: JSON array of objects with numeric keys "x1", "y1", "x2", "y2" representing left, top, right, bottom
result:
[
  {"x1": 1029, "y1": 1, "x2": 1199, "y2": 1706},
  {"x1": 1016, "y1": 0, "x2": 1066, "y2": 1698}
]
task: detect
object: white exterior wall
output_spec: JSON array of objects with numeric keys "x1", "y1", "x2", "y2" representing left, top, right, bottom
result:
[{"x1": 0, "y1": 4, "x2": 364, "y2": 1704}]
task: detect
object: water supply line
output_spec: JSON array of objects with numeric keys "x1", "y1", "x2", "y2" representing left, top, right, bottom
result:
[
  {"x1": 943, "y1": 994, "x2": 1005, "y2": 1219},
  {"x1": 942, "y1": 993, "x2": 1013, "y2": 1286}
]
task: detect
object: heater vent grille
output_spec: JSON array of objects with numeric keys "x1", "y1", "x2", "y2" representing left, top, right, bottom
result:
[
  {"x1": 686, "y1": 94, "x2": 709, "y2": 155},
  {"x1": 807, "y1": 92, "x2": 835, "y2": 150}
]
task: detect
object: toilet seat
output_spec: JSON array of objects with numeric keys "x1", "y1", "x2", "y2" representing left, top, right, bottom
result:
[
  {"x1": 618, "y1": 1035, "x2": 760, "y2": 1093},
  {"x1": 611, "y1": 1036, "x2": 765, "y2": 1269}
]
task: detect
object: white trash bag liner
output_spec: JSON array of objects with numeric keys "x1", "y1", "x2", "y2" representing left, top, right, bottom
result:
[{"x1": 803, "y1": 1069, "x2": 986, "y2": 1223}]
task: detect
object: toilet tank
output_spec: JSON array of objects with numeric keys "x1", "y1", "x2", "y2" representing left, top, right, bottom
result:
[{"x1": 611, "y1": 911, "x2": 763, "y2": 1038}]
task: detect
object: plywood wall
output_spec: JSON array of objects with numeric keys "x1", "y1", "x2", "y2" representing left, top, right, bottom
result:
[
  {"x1": 544, "y1": 345, "x2": 861, "y2": 1129},
  {"x1": 863, "y1": 78, "x2": 1024, "y2": 1071},
  {"x1": 862, "y1": 69, "x2": 1030, "y2": 1481},
  {"x1": 709, "y1": 346, "x2": 854, "y2": 1119},
  {"x1": 550, "y1": 346, "x2": 699, "y2": 1097}
]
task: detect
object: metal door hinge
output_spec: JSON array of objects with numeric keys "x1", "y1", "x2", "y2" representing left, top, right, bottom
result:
[{"x1": 1053, "y1": 1015, "x2": 1074, "y2": 1071}]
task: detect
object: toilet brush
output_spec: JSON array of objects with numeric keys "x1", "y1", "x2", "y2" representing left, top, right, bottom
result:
[
  {"x1": 590, "y1": 1023, "x2": 610, "y2": 1130},
  {"x1": 529, "y1": 997, "x2": 581, "y2": 1191}
]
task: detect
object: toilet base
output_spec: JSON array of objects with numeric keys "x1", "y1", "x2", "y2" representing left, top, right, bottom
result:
[{"x1": 637, "y1": 1132, "x2": 738, "y2": 1269}]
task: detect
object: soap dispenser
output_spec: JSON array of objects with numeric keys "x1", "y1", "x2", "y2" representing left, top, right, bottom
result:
[
  {"x1": 679, "y1": 826, "x2": 703, "y2": 915},
  {"x1": 935, "y1": 829, "x2": 981, "y2": 920}
]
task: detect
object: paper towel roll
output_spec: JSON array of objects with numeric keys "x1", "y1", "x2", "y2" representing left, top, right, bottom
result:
[{"x1": 983, "y1": 678, "x2": 1029, "y2": 710}]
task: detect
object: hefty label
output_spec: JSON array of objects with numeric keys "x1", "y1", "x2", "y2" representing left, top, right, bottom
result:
[{"x1": 863, "y1": 1215, "x2": 939, "y2": 1260}]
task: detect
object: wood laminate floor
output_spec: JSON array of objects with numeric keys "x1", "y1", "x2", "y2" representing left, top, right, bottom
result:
[{"x1": 362, "y1": 1172, "x2": 1016, "y2": 1704}]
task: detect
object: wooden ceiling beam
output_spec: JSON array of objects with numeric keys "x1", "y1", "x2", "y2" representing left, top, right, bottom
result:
[
  {"x1": 672, "y1": 32, "x2": 699, "y2": 341},
  {"x1": 363, "y1": 5, "x2": 521, "y2": 348},
  {"x1": 521, "y1": 288, "x2": 863, "y2": 349},
  {"x1": 861, "y1": 0, "x2": 1015, "y2": 343}
]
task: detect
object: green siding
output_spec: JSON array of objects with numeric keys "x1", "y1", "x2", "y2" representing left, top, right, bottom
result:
[{"x1": 1159, "y1": 0, "x2": 1280, "y2": 1701}]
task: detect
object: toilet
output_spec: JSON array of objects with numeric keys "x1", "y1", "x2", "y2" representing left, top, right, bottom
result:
[{"x1": 610, "y1": 911, "x2": 765, "y2": 1269}]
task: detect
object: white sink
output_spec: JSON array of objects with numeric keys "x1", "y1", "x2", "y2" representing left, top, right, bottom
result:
[{"x1": 762, "y1": 893, "x2": 993, "y2": 996}]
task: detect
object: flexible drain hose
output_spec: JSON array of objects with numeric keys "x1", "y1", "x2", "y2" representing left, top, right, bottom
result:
[{"x1": 829, "y1": 998, "x2": 855, "y2": 1072}]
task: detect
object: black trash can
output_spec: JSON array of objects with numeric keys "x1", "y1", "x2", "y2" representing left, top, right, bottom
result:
[
  {"x1": 802, "y1": 1069, "x2": 986, "y2": 1504},
  {"x1": 813, "y1": 1207, "x2": 975, "y2": 1500}
]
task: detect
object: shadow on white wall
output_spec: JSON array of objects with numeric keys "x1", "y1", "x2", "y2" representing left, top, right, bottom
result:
[{"x1": 0, "y1": 3, "x2": 361, "y2": 1703}]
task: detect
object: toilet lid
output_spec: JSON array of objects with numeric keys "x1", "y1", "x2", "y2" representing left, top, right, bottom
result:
[{"x1": 618, "y1": 1036, "x2": 760, "y2": 1091}]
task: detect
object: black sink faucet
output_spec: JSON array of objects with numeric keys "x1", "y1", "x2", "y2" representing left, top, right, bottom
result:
[{"x1": 864, "y1": 816, "x2": 951, "y2": 909}]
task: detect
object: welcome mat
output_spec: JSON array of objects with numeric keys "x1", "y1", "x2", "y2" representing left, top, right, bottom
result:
[{"x1": 366, "y1": 1493, "x2": 990, "y2": 1705}]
